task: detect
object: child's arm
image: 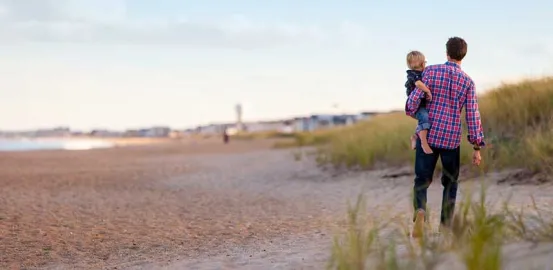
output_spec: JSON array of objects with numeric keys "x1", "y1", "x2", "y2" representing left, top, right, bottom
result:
[
  {"x1": 415, "y1": 80, "x2": 430, "y2": 93},
  {"x1": 415, "y1": 80, "x2": 432, "y2": 101}
]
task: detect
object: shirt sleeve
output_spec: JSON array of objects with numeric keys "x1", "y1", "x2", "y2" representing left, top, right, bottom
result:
[
  {"x1": 405, "y1": 71, "x2": 427, "y2": 117},
  {"x1": 465, "y1": 81, "x2": 486, "y2": 147}
]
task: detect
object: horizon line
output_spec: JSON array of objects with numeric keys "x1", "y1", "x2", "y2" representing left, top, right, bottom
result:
[{"x1": 0, "y1": 108, "x2": 404, "y2": 133}]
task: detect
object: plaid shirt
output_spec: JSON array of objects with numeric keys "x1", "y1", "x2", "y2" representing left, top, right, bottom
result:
[{"x1": 406, "y1": 61, "x2": 485, "y2": 149}]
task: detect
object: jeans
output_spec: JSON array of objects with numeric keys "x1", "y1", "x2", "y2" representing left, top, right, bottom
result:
[
  {"x1": 413, "y1": 138, "x2": 460, "y2": 225},
  {"x1": 415, "y1": 106, "x2": 431, "y2": 131}
]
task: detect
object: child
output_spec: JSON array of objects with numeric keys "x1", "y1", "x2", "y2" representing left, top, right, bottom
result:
[{"x1": 405, "y1": 51, "x2": 433, "y2": 154}]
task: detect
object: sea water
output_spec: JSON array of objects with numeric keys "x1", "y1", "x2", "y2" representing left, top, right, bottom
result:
[{"x1": 0, "y1": 138, "x2": 114, "y2": 152}]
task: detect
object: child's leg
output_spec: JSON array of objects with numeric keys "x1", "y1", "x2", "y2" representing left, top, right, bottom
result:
[
  {"x1": 419, "y1": 129, "x2": 432, "y2": 153},
  {"x1": 410, "y1": 133, "x2": 417, "y2": 149},
  {"x1": 415, "y1": 107, "x2": 433, "y2": 154},
  {"x1": 407, "y1": 102, "x2": 418, "y2": 150}
]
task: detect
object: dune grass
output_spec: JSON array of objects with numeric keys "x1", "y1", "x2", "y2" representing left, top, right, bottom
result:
[
  {"x1": 322, "y1": 77, "x2": 553, "y2": 269},
  {"x1": 272, "y1": 128, "x2": 340, "y2": 148},
  {"x1": 327, "y1": 183, "x2": 553, "y2": 270},
  {"x1": 288, "y1": 77, "x2": 553, "y2": 174},
  {"x1": 232, "y1": 130, "x2": 297, "y2": 140}
]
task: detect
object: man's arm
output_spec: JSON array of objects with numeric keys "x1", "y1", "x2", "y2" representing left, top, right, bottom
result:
[
  {"x1": 465, "y1": 81, "x2": 485, "y2": 147},
  {"x1": 405, "y1": 71, "x2": 429, "y2": 117}
]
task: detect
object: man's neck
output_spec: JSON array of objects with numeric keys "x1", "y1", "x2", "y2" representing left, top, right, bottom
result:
[{"x1": 448, "y1": 60, "x2": 462, "y2": 66}]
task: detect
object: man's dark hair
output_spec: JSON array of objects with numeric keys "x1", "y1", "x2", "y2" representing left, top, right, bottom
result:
[{"x1": 446, "y1": 37, "x2": 467, "y2": 61}]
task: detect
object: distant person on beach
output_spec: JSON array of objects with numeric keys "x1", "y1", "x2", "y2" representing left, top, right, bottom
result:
[
  {"x1": 223, "y1": 128, "x2": 229, "y2": 144},
  {"x1": 404, "y1": 51, "x2": 433, "y2": 154},
  {"x1": 405, "y1": 37, "x2": 485, "y2": 238}
]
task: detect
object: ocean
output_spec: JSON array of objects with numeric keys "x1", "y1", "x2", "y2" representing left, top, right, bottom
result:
[{"x1": 0, "y1": 138, "x2": 114, "y2": 152}]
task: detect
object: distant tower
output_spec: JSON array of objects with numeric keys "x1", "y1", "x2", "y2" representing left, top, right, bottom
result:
[{"x1": 235, "y1": 103, "x2": 243, "y2": 132}]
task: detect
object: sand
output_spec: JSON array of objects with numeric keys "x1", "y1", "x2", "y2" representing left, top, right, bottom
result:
[{"x1": 1, "y1": 139, "x2": 552, "y2": 269}]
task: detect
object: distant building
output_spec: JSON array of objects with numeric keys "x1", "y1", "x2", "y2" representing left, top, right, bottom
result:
[
  {"x1": 194, "y1": 123, "x2": 230, "y2": 135},
  {"x1": 89, "y1": 129, "x2": 123, "y2": 137},
  {"x1": 122, "y1": 127, "x2": 171, "y2": 138},
  {"x1": 0, "y1": 108, "x2": 387, "y2": 139},
  {"x1": 243, "y1": 120, "x2": 288, "y2": 133},
  {"x1": 34, "y1": 127, "x2": 71, "y2": 137},
  {"x1": 144, "y1": 126, "x2": 171, "y2": 137},
  {"x1": 357, "y1": 112, "x2": 377, "y2": 121},
  {"x1": 290, "y1": 113, "x2": 364, "y2": 132},
  {"x1": 123, "y1": 129, "x2": 140, "y2": 137},
  {"x1": 304, "y1": 115, "x2": 335, "y2": 131}
]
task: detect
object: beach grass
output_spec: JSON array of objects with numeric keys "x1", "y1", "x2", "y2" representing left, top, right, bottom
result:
[
  {"x1": 283, "y1": 77, "x2": 553, "y2": 174},
  {"x1": 322, "y1": 77, "x2": 553, "y2": 269},
  {"x1": 327, "y1": 183, "x2": 553, "y2": 270},
  {"x1": 232, "y1": 130, "x2": 296, "y2": 140}
]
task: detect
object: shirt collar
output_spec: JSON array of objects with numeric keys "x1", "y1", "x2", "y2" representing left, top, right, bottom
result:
[{"x1": 445, "y1": 61, "x2": 461, "y2": 68}]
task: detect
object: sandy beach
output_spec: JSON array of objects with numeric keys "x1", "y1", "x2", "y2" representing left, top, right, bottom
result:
[{"x1": 1, "y1": 138, "x2": 553, "y2": 269}]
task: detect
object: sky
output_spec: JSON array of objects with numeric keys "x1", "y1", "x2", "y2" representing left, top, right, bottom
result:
[{"x1": 1, "y1": 0, "x2": 552, "y2": 131}]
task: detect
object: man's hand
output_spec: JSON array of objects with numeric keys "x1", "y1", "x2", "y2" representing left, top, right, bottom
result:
[{"x1": 472, "y1": 150, "x2": 482, "y2": 166}]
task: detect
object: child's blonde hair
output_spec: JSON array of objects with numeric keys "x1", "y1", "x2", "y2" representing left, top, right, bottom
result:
[{"x1": 406, "y1": 51, "x2": 426, "y2": 70}]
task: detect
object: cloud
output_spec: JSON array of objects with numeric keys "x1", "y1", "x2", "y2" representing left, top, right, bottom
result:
[
  {"x1": 516, "y1": 40, "x2": 553, "y2": 60},
  {"x1": 0, "y1": 0, "x2": 369, "y2": 49},
  {"x1": 0, "y1": 0, "x2": 127, "y2": 22},
  {"x1": 489, "y1": 38, "x2": 553, "y2": 64}
]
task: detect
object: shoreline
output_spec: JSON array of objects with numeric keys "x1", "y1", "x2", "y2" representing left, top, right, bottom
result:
[
  {"x1": 0, "y1": 137, "x2": 176, "y2": 153},
  {"x1": 0, "y1": 136, "x2": 174, "y2": 150}
]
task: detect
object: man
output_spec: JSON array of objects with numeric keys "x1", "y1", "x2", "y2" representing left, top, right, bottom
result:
[{"x1": 405, "y1": 37, "x2": 485, "y2": 238}]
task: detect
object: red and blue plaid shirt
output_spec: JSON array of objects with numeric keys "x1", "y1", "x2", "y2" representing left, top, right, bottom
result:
[{"x1": 406, "y1": 61, "x2": 485, "y2": 149}]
